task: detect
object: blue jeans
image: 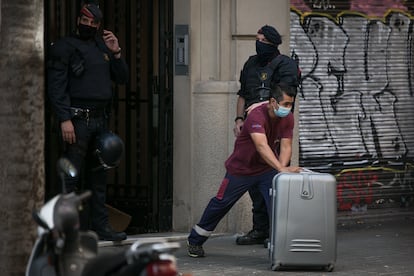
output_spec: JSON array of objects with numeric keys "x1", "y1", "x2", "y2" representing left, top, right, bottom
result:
[{"x1": 188, "y1": 170, "x2": 277, "y2": 245}]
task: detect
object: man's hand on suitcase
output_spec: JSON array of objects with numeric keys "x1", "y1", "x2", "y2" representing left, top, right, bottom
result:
[{"x1": 279, "y1": 166, "x2": 302, "y2": 173}]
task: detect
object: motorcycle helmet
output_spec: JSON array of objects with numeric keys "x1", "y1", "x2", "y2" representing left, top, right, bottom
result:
[{"x1": 94, "y1": 132, "x2": 124, "y2": 170}]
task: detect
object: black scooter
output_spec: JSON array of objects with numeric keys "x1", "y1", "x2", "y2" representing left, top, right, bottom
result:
[{"x1": 26, "y1": 158, "x2": 180, "y2": 276}]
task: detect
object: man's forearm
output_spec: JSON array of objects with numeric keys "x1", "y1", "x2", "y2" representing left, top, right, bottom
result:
[
  {"x1": 279, "y1": 139, "x2": 293, "y2": 167},
  {"x1": 256, "y1": 143, "x2": 283, "y2": 171},
  {"x1": 236, "y1": 96, "x2": 245, "y2": 118},
  {"x1": 279, "y1": 150, "x2": 292, "y2": 167}
]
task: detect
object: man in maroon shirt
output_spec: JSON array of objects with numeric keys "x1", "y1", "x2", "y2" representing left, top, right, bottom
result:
[{"x1": 187, "y1": 82, "x2": 301, "y2": 258}]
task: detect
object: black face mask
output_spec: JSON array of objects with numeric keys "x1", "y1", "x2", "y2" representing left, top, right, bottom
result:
[
  {"x1": 256, "y1": 40, "x2": 278, "y2": 64},
  {"x1": 78, "y1": 23, "x2": 98, "y2": 40}
]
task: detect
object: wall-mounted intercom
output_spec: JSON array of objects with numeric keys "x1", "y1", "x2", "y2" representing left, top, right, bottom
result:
[{"x1": 175, "y1": 25, "x2": 189, "y2": 75}]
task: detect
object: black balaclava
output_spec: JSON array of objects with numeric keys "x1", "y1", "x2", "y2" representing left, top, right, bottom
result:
[
  {"x1": 78, "y1": 3, "x2": 103, "y2": 40},
  {"x1": 256, "y1": 25, "x2": 282, "y2": 64}
]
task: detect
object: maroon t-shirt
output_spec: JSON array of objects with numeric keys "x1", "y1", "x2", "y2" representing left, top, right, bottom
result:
[{"x1": 225, "y1": 104, "x2": 294, "y2": 176}]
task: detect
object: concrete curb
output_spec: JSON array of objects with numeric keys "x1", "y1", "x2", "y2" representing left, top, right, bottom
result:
[
  {"x1": 99, "y1": 208, "x2": 414, "y2": 247},
  {"x1": 98, "y1": 232, "x2": 227, "y2": 248}
]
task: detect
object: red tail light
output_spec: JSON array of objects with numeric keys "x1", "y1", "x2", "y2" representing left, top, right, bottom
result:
[{"x1": 146, "y1": 260, "x2": 177, "y2": 276}]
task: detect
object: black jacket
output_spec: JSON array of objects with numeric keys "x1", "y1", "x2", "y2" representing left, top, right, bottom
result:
[
  {"x1": 238, "y1": 54, "x2": 299, "y2": 108},
  {"x1": 47, "y1": 34, "x2": 128, "y2": 122}
]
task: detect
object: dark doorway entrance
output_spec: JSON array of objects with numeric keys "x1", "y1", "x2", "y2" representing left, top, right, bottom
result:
[{"x1": 44, "y1": 0, "x2": 174, "y2": 234}]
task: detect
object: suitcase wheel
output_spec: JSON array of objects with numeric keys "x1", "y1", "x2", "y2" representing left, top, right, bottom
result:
[
  {"x1": 272, "y1": 263, "x2": 282, "y2": 271},
  {"x1": 325, "y1": 264, "x2": 335, "y2": 272}
]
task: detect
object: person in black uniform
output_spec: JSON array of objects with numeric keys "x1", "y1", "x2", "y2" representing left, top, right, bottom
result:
[
  {"x1": 47, "y1": 2, "x2": 128, "y2": 241},
  {"x1": 233, "y1": 25, "x2": 298, "y2": 245}
]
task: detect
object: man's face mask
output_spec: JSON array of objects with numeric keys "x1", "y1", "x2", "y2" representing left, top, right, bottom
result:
[
  {"x1": 256, "y1": 40, "x2": 277, "y2": 63},
  {"x1": 274, "y1": 103, "x2": 291, "y2": 118},
  {"x1": 78, "y1": 23, "x2": 98, "y2": 40}
]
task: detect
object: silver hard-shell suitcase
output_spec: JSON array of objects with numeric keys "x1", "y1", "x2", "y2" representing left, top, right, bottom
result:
[{"x1": 269, "y1": 171, "x2": 337, "y2": 271}]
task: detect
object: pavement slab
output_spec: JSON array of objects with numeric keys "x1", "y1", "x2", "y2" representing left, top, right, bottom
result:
[
  {"x1": 98, "y1": 211, "x2": 414, "y2": 275},
  {"x1": 174, "y1": 217, "x2": 414, "y2": 275}
]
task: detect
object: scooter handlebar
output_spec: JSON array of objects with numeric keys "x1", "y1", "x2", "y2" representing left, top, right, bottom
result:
[
  {"x1": 78, "y1": 190, "x2": 92, "y2": 203},
  {"x1": 126, "y1": 240, "x2": 180, "y2": 264}
]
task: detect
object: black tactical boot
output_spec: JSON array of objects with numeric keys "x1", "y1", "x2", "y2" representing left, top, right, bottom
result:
[
  {"x1": 94, "y1": 225, "x2": 127, "y2": 241},
  {"x1": 236, "y1": 229, "x2": 268, "y2": 245}
]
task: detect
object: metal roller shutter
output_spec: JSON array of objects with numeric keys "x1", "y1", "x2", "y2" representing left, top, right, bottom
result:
[{"x1": 290, "y1": 2, "x2": 414, "y2": 211}]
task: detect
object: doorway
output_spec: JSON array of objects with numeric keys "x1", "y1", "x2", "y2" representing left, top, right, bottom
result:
[{"x1": 44, "y1": 0, "x2": 174, "y2": 233}]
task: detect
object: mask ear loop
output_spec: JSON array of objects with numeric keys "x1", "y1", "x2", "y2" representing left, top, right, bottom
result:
[
  {"x1": 272, "y1": 101, "x2": 279, "y2": 115},
  {"x1": 275, "y1": 100, "x2": 281, "y2": 111}
]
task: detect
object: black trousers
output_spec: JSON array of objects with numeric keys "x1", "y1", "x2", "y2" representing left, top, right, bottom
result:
[
  {"x1": 248, "y1": 184, "x2": 269, "y2": 233},
  {"x1": 62, "y1": 115, "x2": 109, "y2": 231}
]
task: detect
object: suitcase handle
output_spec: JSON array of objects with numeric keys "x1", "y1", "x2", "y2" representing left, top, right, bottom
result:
[
  {"x1": 301, "y1": 173, "x2": 314, "y2": 199},
  {"x1": 300, "y1": 168, "x2": 321, "y2": 174}
]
